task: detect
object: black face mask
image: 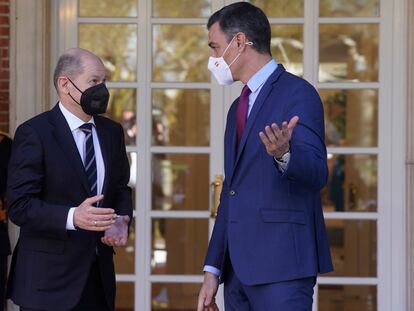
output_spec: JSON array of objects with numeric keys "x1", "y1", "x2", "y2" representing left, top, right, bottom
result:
[{"x1": 67, "y1": 78, "x2": 109, "y2": 116}]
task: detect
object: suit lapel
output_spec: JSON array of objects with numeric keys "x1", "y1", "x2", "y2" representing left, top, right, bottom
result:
[
  {"x1": 48, "y1": 104, "x2": 91, "y2": 195},
  {"x1": 231, "y1": 65, "x2": 286, "y2": 181},
  {"x1": 224, "y1": 108, "x2": 238, "y2": 181},
  {"x1": 94, "y1": 117, "x2": 110, "y2": 197}
]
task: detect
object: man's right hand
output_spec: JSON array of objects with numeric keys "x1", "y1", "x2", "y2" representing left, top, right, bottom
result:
[
  {"x1": 73, "y1": 195, "x2": 116, "y2": 231},
  {"x1": 197, "y1": 272, "x2": 220, "y2": 311}
]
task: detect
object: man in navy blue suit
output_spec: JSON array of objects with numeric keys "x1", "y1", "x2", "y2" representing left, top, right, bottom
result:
[
  {"x1": 6, "y1": 48, "x2": 132, "y2": 311},
  {"x1": 198, "y1": 3, "x2": 333, "y2": 310}
]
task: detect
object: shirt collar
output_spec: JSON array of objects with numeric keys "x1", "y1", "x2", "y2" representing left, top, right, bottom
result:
[
  {"x1": 59, "y1": 102, "x2": 95, "y2": 132},
  {"x1": 246, "y1": 59, "x2": 278, "y2": 94}
]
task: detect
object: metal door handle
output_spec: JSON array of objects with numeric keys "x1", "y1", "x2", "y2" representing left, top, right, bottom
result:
[{"x1": 210, "y1": 175, "x2": 223, "y2": 218}]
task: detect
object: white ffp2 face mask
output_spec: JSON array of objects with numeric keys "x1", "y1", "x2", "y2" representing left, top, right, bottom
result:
[{"x1": 207, "y1": 36, "x2": 253, "y2": 85}]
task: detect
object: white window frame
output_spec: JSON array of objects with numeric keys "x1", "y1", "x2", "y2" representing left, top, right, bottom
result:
[{"x1": 51, "y1": 0, "x2": 408, "y2": 310}]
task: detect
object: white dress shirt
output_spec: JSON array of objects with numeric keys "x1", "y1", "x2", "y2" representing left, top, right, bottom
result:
[{"x1": 59, "y1": 102, "x2": 105, "y2": 230}]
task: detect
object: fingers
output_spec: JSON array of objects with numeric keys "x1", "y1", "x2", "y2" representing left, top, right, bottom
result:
[
  {"x1": 288, "y1": 116, "x2": 299, "y2": 129},
  {"x1": 197, "y1": 293, "x2": 207, "y2": 311}
]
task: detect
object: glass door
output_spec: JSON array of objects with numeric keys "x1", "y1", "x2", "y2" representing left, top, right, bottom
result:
[{"x1": 53, "y1": 0, "x2": 403, "y2": 310}]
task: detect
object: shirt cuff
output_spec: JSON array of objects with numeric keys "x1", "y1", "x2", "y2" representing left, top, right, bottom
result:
[
  {"x1": 66, "y1": 207, "x2": 76, "y2": 230},
  {"x1": 203, "y1": 265, "x2": 221, "y2": 277},
  {"x1": 274, "y1": 152, "x2": 291, "y2": 172}
]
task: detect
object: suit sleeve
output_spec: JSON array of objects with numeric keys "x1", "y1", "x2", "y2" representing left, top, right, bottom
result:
[
  {"x1": 204, "y1": 178, "x2": 228, "y2": 273},
  {"x1": 280, "y1": 82, "x2": 328, "y2": 191},
  {"x1": 7, "y1": 124, "x2": 71, "y2": 238},
  {"x1": 113, "y1": 124, "x2": 132, "y2": 220}
]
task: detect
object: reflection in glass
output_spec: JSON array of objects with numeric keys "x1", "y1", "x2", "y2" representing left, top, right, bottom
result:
[
  {"x1": 79, "y1": 24, "x2": 137, "y2": 82},
  {"x1": 152, "y1": 89, "x2": 210, "y2": 146},
  {"x1": 152, "y1": 154, "x2": 209, "y2": 211},
  {"x1": 114, "y1": 217, "x2": 135, "y2": 274},
  {"x1": 322, "y1": 154, "x2": 377, "y2": 212},
  {"x1": 319, "y1": 284, "x2": 377, "y2": 310},
  {"x1": 152, "y1": 0, "x2": 211, "y2": 18},
  {"x1": 152, "y1": 283, "x2": 199, "y2": 310},
  {"x1": 320, "y1": 89, "x2": 378, "y2": 147},
  {"x1": 128, "y1": 152, "x2": 137, "y2": 210},
  {"x1": 151, "y1": 218, "x2": 208, "y2": 275},
  {"x1": 116, "y1": 282, "x2": 134, "y2": 311},
  {"x1": 79, "y1": 0, "x2": 137, "y2": 17},
  {"x1": 325, "y1": 219, "x2": 376, "y2": 277},
  {"x1": 271, "y1": 25, "x2": 303, "y2": 77},
  {"x1": 248, "y1": 0, "x2": 303, "y2": 17},
  {"x1": 320, "y1": 0, "x2": 379, "y2": 17},
  {"x1": 106, "y1": 89, "x2": 136, "y2": 146},
  {"x1": 152, "y1": 25, "x2": 209, "y2": 82},
  {"x1": 319, "y1": 24, "x2": 378, "y2": 82}
]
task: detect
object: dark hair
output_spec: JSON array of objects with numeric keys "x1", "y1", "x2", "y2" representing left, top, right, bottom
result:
[
  {"x1": 207, "y1": 2, "x2": 271, "y2": 55},
  {"x1": 53, "y1": 54, "x2": 83, "y2": 91}
]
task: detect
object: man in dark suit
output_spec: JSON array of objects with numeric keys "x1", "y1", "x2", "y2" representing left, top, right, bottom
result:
[
  {"x1": 197, "y1": 3, "x2": 333, "y2": 311},
  {"x1": 6, "y1": 48, "x2": 132, "y2": 311},
  {"x1": 0, "y1": 131, "x2": 12, "y2": 311}
]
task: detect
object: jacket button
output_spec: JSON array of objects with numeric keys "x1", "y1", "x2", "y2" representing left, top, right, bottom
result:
[{"x1": 229, "y1": 190, "x2": 236, "y2": 196}]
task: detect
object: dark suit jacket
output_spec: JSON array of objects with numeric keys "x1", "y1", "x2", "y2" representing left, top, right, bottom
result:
[
  {"x1": 6, "y1": 104, "x2": 132, "y2": 311},
  {"x1": 0, "y1": 134, "x2": 11, "y2": 256},
  {"x1": 205, "y1": 65, "x2": 333, "y2": 285}
]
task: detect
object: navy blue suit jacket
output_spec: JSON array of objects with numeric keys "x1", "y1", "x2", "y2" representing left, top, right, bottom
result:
[
  {"x1": 205, "y1": 65, "x2": 333, "y2": 285},
  {"x1": 6, "y1": 104, "x2": 132, "y2": 311}
]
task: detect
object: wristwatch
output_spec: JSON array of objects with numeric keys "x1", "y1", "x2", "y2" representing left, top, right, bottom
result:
[{"x1": 275, "y1": 151, "x2": 290, "y2": 163}]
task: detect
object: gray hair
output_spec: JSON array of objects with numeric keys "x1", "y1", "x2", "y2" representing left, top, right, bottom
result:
[{"x1": 53, "y1": 53, "x2": 84, "y2": 91}]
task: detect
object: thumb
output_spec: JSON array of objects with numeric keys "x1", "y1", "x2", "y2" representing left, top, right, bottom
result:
[
  {"x1": 85, "y1": 194, "x2": 104, "y2": 205},
  {"x1": 204, "y1": 293, "x2": 213, "y2": 306}
]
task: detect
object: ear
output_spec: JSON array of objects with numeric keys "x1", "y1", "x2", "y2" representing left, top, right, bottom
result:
[
  {"x1": 57, "y1": 76, "x2": 70, "y2": 95},
  {"x1": 235, "y1": 32, "x2": 248, "y2": 52}
]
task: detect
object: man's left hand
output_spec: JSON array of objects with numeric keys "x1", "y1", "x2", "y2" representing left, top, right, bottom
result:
[
  {"x1": 259, "y1": 116, "x2": 299, "y2": 158},
  {"x1": 101, "y1": 215, "x2": 130, "y2": 247}
]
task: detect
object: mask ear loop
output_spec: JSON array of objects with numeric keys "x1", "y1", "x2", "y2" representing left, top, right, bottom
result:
[{"x1": 227, "y1": 41, "x2": 255, "y2": 68}]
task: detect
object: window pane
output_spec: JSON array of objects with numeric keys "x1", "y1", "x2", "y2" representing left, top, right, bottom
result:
[
  {"x1": 79, "y1": 24, "x2": 137, "y2": 82},
  {"x1": 320, "y1": 0, "x2": 379, "y2": 17},
  {"x1": 325, "y1": 219, "x2": 376, "y2": 277},
  {"x1": 271, "y1": 25, "x2": 303, "y2": 77},
  {"x1": 106, "y1": 88, "x2": 136, "y2": 146},
  {"x1": 319, "y1": 24, "x2": 378, "y2": 82},
  {"x1": 152, "y1": 25, "x2": 209, "y2": 82},
  {"x1": 152, "y1": 283, "x2": 199, "y2": 310},
  {"x1": 323, "y1": 154, "x2": 377, "y2": 212},
  {"x1": 248, "y1": 0, "x2": 304, "y2": 17},
  {"x1": 319, "y1": 285, "x2": 377, "y2": 310},
  {"x1": 152, "y1": 89, "x2": 210, "y2": 146},
  {"x1": 321, "y1": 89, "x2": 378, "y2": 147},
  {"x1": 152, "y1": 0, "x2": 211, "y2": 18},
  {"x1": 79, "y1": 0, "x2": 137, "y2": 17},
  {"x1": 152, "y1": 154, "x2": 209, "y2": 211},
  {"x1": 151, "y1": 218, "x2": 208, "y2": 274},
  {"x1": 116, "y1": 282, "x2": 134, "y2": 311},
  {"x1": 114, "y1": 217, "x2": 135, "y2": 274}
]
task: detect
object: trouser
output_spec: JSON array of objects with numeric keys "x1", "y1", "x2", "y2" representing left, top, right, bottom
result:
[
  {"x1": 21, "y1": 260, "x2": 110, "y2": 311},
  {"x1": 224, "y1": 260, "x2": 316, "y2": 311}
]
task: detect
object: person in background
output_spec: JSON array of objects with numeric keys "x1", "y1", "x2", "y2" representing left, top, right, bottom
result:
[
  {"x1": 6, "y1": 48, "x2": 132, "y2": 311},
  {"x1": 197, "y1": 2, "x2": 333, "y2": 310},
  {"x1": 0, "y1": 131, "x2": 12, "y2": 311}
]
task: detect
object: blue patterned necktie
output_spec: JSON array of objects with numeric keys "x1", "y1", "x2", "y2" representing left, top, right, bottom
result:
[{"x1": 79, "y1": 123, "x2": 97, "y2": 196}]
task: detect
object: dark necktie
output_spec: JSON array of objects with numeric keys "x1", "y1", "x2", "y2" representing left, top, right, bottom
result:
[
  {"x1": 79, "y1": 123, "x2": 97, "y2": 196},
  {"x1": 236, "y1": 85, "x2": 251, "y2": 147}
]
